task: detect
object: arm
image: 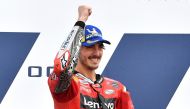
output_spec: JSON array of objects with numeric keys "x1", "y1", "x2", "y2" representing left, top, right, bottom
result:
[
  {"x1": 117, "y1": 86, "x2": 134, "y2": 109},
  {"x1": 53, "y1": 21, "x2": 85, "y2": 93},
  {"x1": 48, "y1": 5, "x2": 92, "y2": 94}
]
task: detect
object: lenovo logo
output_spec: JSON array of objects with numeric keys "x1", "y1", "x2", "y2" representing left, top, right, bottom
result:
[{"x1": 83, "y1": 96, "x2": 114, "y2": 109}]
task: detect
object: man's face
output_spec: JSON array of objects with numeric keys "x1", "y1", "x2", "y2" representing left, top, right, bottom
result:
[{"x1": 79, "y1": 43, "x2": 104, "y2": 70}]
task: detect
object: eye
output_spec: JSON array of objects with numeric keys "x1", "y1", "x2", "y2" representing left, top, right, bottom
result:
[{"x1": 99, "y1": 43, "x2": 105, "y2": 49}]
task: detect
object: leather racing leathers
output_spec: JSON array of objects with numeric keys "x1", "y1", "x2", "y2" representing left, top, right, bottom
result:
[{"x1": 48, "y1": 21, "x2": 134, "y2": 109}]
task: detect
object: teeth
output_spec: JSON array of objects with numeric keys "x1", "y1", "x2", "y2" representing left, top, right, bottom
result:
[{"x1": 91, "y1": 58, "x2": 98, "y2": 62}]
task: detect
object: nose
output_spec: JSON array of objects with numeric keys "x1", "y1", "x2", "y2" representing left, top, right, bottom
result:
[{"x1": 92, "y1": 44, "x2": 102, "y2": 56}]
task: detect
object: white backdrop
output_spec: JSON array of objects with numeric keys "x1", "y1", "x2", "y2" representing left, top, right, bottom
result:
[{"x1": 0, "y1": 0, "x2": 190, "y2": 109}]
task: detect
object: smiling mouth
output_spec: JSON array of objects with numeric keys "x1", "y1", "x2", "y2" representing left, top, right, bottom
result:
[{"x1": 89, "y1": 58, "x2": 99, "y2": 63}]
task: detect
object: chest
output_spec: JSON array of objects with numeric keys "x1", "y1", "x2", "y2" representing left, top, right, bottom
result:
[
  {"x1": 79, "y1": 81, "x2": 119, "y2": 109},
  {"x1": 79, "y1": 79, "x2": 119, "y2": 98}
]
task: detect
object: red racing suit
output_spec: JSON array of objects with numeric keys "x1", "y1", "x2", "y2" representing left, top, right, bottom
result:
[{"x1": 48, "y1": 21, "x2": 134, "y2": 109}]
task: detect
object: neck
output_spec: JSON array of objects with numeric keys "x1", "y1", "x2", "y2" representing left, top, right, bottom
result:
[{"x1": 75, "y1": 62, "x2": 96, "y2": 82}]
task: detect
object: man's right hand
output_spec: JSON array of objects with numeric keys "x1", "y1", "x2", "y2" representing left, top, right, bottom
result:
[{"x1": 78, "y1": 5, "x2": 92, "y2": 22}]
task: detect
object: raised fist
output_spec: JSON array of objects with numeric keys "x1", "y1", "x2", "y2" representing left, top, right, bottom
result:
[{"x1": 78, "y1": 5, "x2": 92, "y2": 22}]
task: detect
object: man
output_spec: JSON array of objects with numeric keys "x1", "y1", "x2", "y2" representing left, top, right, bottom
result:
[{"x1": 48, "y1": 5, "x2": 134, "y2": 109}]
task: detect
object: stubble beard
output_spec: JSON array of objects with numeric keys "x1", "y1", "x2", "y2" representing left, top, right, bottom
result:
[{"x1": 79, "y1": 56, "x2": 100, "y2": 71}]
